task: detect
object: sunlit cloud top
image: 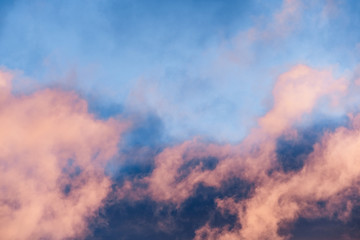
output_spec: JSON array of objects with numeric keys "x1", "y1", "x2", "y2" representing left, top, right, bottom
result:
[
  {"x1": 0, "y1": 0, "x2": 358, "y2": 142},
  {"x1": 1, "y1": 1, "x2": 360, "y2": 239}
]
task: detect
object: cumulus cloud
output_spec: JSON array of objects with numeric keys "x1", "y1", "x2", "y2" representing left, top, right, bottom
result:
[
  {"x1": 111, "y1": 63, "x2": 360, "y2": 239},
  {"x1": 194, "y1": 113, "x2": 360, "y2": 240},
  {"x1": 130, "y1": 64, "x2": 346, "y2": 204},
  {"x1": 1, "y1": 44, "x2": 354, "y2": 240},
  {"x1": 257, "y1": 64, "x2": 347, "y2": 136},
  {"x1": 0, "y1": 69, "x2": 127, "y2": 240},
  {"x1": 1, "y1": 0, "x2": 360, "y2": 239}
]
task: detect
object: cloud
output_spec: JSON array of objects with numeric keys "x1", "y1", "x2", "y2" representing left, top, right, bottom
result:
[
  {"x1": 0, "y1": 67, "x2": 13, "y2": 93},
  {"x1": 107, "y1": 63, "x2": 360, "y2": 240},
  {"x1": 257, "y1": 64, "x2": 347, "y2": 137},
  {"x1": 0, "y1": 69, "x2": 127, "y2": 240},
  {"x1": 1, "y1": 1, "x2": 360, "y2": 239},
  {"x1": 126, "y1": 64, "x2": 344, "y2": 206},
  {"x1": 196, "y1": 113, "x2": 360, "y2": 240}
]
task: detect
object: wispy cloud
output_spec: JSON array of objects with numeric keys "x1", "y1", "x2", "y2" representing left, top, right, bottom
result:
[{"x1": 1, "y1": 0, "x2": 360, "y2": 239}]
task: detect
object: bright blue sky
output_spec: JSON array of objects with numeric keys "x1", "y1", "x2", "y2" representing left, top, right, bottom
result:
[{"x1": 1, "y1": 0, "x2": 360, "y2": 142}]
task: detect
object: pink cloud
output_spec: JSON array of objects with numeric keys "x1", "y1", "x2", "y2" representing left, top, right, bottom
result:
[
  {"x1": 144, "y1": 140, "x2": 235, "y2": 205},
  {"x1": 132, "y1": 64, "x2": 347, "y2": 208},
  {"x1": 257, "y1": 64, "x2": 347, "y2": 137},
  {"x1": 0, "y1": 68, "x2": 12, "y2": 102},
  {"x1": 0, "y1": 70, "x2": 127, "y2": 240},
  {"x1": 111, "y1": 63, "x2": 357, "y2": 239},
  {"x1": 195, "y1": 112, "x2": 360, "y2": 240},
  {"x1": 228, "y1": 0, "x2": 304, "y2": 53}
]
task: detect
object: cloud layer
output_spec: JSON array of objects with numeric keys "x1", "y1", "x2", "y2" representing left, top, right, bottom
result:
[
  {"x1": 0, "y1": 70, "x2": 127, "y2": 239},
  {"x1": 109, "y1": 64, "x2": 360, "y2": 239},
  {"x1": 1, "y1": 0, "x2": 360, "y2": 239},
  {"x1": 1, "y1": 63, "x2": 360, "y2": 240}
]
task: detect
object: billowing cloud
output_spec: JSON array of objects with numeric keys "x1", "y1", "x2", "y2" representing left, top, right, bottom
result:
[
  {"x1": 131, "y1": 64, "x2": 346, "y2": 204},
  {"x1": 0, "y1": 69, "x2": 127, "y2": 240},
  {"x1": 193, "y1": 113, "x2": 360, "y2": 240},
  {"x1": 1, "y1": 0, "x2": 360, "y2": 239},
  {"x1": 1, "y1": 63, "x2": 354, "y2": 240},
  {"x1": 108, "y1": 63, "x2": 360, "y2": 240},
  {"x1": 257, "y1": 64, "x2": 347, "y2": 136}
]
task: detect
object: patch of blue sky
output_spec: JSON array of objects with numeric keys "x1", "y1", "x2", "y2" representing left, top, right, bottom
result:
[{"x1": 0, "y1": 0, "x2": 359, "y2": 142}]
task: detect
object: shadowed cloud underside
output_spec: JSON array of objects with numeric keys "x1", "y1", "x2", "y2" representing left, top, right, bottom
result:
[{"x1": 1, "y1": 0, "x2": 360, "y2": 239}]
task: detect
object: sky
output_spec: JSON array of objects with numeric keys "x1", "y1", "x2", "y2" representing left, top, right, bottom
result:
[{"x1": 1, "y1": 0, "x2": 360, "y2": 239}]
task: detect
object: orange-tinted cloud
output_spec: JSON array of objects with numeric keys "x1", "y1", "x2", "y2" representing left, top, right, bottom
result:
[
  {"x1": 193, "y1": 113, "x2": 360, "y2": 240},
  {"x1": 0, "y1": 69, "x2": 127, "y2": 240},
  {"x1": 258, "y1": 64, "x2": 347, "y2": 137},
  {"x1": 144, "y1": 140, "x2": 235, "y2": 205},
  {"x1": 109, "y1": 63, "x2": 357, "y2": 239},
  {"x1": 112, "y1": 63, "x2": 356, "y2": 239},
  {"x1": 135, "y1": 64, "x2": 347, "y2": 208}
]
